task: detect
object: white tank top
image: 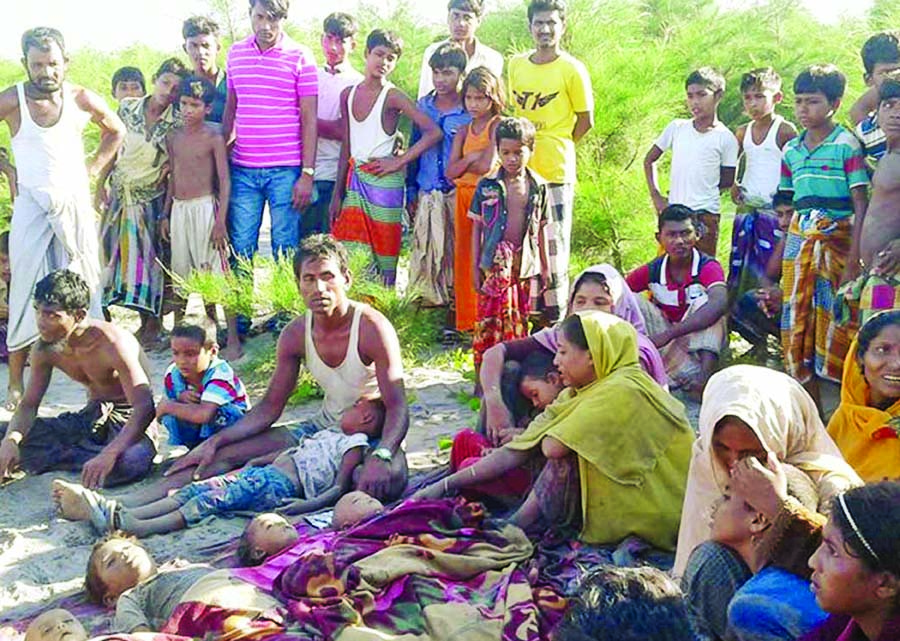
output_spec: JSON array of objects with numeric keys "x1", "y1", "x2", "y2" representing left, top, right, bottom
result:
[
  {"x1": 10, "y1": 82, "x2": 91, "y2": 192},
  {"x1": 304, "y1": 304, "x2": 378, "y2": 429},
  {"x1": 347, "y1": 82, "x2": 398, "y2": 162},
  {"x1": 740, "y1": 115, "x2": 784, "y2": 207}
]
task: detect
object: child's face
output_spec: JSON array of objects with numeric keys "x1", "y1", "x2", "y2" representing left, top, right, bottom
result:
[
  {"x1": 774, "y1": 204, "x2": 795, "y2": 233},
  {"x1": 184, "y1": 33, "x2": 220, "y2": 75},
  {"x1": 0, "y1": 252, "x2": 10, "y2": 283},
  {"x1": 152, "y1": 72, "x2": 182, "y2": 106},
  {"x1": 171, "y1": 335, "x2": 216, "y2": 380},
  {"x1": 878, "y1": 95, "x2": 900, "y2": 142},
  {"x1": 179, "y1": 95, "x2": 212, "y2": 126},
  {"x1": 34, "y1": 303, "x2": 81, "y2": 344},
  {"x1": 867, "y1": 61, "x2": 900, "y2": 88},
  {"x1": 656, "y1": 220, "x2": 697, "y2": 262},
  {"x1": 321, "y1": 32, "x2": 355, "y2": 68},
  {"x1": 448, "y1": 8, "x2": 479, "y2": 42},
  {"x1": 25, "y1": 610, "x2": 87, "y2": 641},
  {"x1": 709, "y1": 488, "x2": 758, "y2": 546},
  {"x1": 113, "y1": 80, "x2": 145, "y2": 102},
  {"x1": 91, "y1": 538, "x2": 156, "y2": 604},
  {"x1": 365, "y1": 45, "x2": 399, "y2": 80},
  {"x1": 570, "y1": 281, "x2": 614, "y2": 314},
  {"x1": 431, "y1": 66, "x2": 462, "y2": 97},
  {"x1": 529, "y1": 10, "x2": 564, "y2": 50},
  {"x1": 245, "y1": 513, "x2": 299, "y2": 561},
  {"x1": 498, "y1": 138, "x2": 531, "y2": 176},
  {"x1": 464, "y1": 86, "x2": 492, "y2": 118},
  {"x1": 742, "y1": 85, "x2": 780, "y2": 121},
  {"x1": 554, "y1": 334, "x2": 595, "y2": 389},
  {"x1": 339, "y1": 398, "x2": 382, "y2": 437},
  {"x1": 794, "y1": 92, "x2": 837, "y2": 130},
  {"x1": 332, "y1": 490, "x2": 384, "y2": 529},
  {"x1": 686, "y1": 83, "x2": 720, "y2": 121},
  {"x1": 519, "y1": 374, "x2": 563, "y2": 409}
]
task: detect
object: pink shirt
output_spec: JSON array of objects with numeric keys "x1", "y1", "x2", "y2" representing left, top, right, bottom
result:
[{"x1": 226, "y1": 33, "x2": 318, "y2": 168}]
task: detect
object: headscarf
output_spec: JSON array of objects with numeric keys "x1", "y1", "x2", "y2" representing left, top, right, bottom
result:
[
  {"x1": 533, "y1": 264, "x2": 669, "y2": 388},
  {"x1": 827, "y1": 331, "x2": 900, "y2": 483},
  {"x1": 673, "y1": 365, "x2": 862, "y2": 577},
  {"x1": 508, "y1": 311, "x2": 694, "y2": 550}
]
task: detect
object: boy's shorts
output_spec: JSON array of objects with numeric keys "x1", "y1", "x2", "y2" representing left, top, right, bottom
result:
[
  {"x1": 173, "y1": 465, "x2": 298, "y2": 525},
  {"x1": 170, "y1": 194, "x2": 228, "y2": 281},
  {"x1": 163, "y1": 401, "x2": 246, "y2": 448}
]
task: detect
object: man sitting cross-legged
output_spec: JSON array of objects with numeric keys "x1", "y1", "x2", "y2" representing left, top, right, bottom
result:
[{"x1": 0, "y1": 270, "x2": 157, "y2": 488}]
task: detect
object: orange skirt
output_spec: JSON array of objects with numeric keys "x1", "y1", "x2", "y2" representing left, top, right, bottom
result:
[{"x1": 454, "y1": 184, "x2": 478, "y2": 332}]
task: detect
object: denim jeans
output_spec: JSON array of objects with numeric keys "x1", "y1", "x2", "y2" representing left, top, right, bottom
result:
[
  {"x1": 228, "y1": 165, "x2": 304, "y2": 259},
  {"x1": 300, "y1": 180, "x2": 335, "y2": 239}
]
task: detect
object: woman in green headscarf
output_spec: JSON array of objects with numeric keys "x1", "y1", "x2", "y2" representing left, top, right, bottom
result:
[{"x1": 416, "y1": 311, "x2": 694, "y2": 550}]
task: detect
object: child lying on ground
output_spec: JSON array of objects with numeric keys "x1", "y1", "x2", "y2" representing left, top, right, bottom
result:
[
  {"x1": 25, "y1": 609, "x2": 88, "y2": 641},
  {"x1": 53, "y1": 397, "x2": 385, "y2": 537}
]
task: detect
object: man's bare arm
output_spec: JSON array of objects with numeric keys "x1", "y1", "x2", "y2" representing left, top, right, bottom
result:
[
  {"x1": 212, "y1": 132, "x2": 231, "y2": 214},
  {"x1": 222, "y1": 88, "x2": 236, "y2": 148},
  {"x1": 97, "y1": 332, "x2": 155, "y2": 454},
  {"x1": 0, "y1": 346, "x2": 53, "y2": 479},
  {"x1": 572, "y1": 110, "x2": 593, "y2": 143},
  {"x1": 317, "y1": 117, "x2": 344, "y2": 141},
  {"x1": 362, "y1": 310, "x2": 408, "y2": 455},
  {"x1": 0, "y1": 86, "x2": 20, "y2": 129},
  {"x1": 75, "y1": 87, "x2": 125, "y2": 180}
]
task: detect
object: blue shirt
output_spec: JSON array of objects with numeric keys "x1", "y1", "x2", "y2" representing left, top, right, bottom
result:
[{"x1": 410, "y1": 93, "x2": 470, "y2": 195}]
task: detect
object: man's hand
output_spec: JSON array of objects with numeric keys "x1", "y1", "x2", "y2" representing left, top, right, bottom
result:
[
  {"x1": 754, "y1": 287, "x2": 782, "y2": 318},
  {"x1": 652, "y1": 193, "x2": 668, "y2": 215},
  {"x1": 650, "y1": 328, "x2": 674, "y2": 349},
  {"x1": 412, "y1": 480, "x2": 446, "y2": 501},
  {"x1": 356, "y1": 456, "x2": 392, "y2": 501},
  {"x1": 81, "y1": 449, "x2": 120, "y2": 489},
  {"x1": 406, "y1": 196, "x2": 418, "y2": 224},
  {"x1": 93, "y1": 184, "x2": 109, "y2": 214},
  {"x1": 730, "y1": 184, "x2": 745, "y2": 206},
  {"x1": 166, "y1": 438, "x2": 218, "y2": 480},
  {"x1": 0, "y1": 438, "x2": 20, "y2": 480},
  {"x1": 362, "y1": 157, "x2": 404, "y2": 177},
  {"x1": 484, "y1": 399, "x2": 514, "y2": 447},
  {"x1": 292, "y1": 174, "x2": 314, "y2": 210},
  {"x1": 159, "y1": 218, "x2": 170, "y2": 243},
  {"x1": 328, "y1": 196, "x2": 343, "y2": 228},
  {"x1": 211, "y1": 218, "x2": 228, "y2": 252},
  {"x1": 872, "y1": 240, "x2": 900, "y2": 278}
]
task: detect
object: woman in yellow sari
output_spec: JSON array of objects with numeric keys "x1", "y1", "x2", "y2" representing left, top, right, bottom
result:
[
  {"x1": 828, "y1": 310, "x2": 900, "y2": 482},
  {"x1": 416, "y1": 311, "x2": 694, "y2": 550}
]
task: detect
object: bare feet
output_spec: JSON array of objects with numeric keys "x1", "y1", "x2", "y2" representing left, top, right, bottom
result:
[
  {"x1": 5, "y1": 385, "x2": 22, "y2": 412},
  {"x1": 51, "y1": 479, "x2": 94, "y2": 521}
]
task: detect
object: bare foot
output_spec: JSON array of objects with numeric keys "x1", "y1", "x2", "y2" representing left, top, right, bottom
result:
[
  {"x1": 51, "y1": 479, "x2": 94, "y2": 521},
  {"x1": 5, "y1": 386, "x2": 22, "y2": 412},
  {"x1": 221, "y1": 341, "x2": 244, "y2": 363}
]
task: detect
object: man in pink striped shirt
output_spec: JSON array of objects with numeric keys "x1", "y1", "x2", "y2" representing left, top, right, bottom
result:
[{"x1": 222, "y1": 0, "x2": 318, "y2": 261}]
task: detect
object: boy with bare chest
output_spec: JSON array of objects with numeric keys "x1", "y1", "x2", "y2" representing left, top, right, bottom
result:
[
  {"x1": 842, "y1": 76, "x2": 900, "y2": 326},
  {"x1": 0, "y1": 270, "x2": 156, "y2": 488},
  {"x1": 163, "y1": 77, "x2": 241, "y2": 359}
]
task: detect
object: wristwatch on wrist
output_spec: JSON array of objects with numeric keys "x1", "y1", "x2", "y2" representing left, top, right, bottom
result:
[
  {"x1": 372, "y1": 447, "x2": 392, "y2": 463},
  {"x1": 302, "y1": 167, "x2": 315, "y2": 177}
]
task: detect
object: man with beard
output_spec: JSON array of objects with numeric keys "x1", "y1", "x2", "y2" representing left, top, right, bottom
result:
[{"x1": 0, "y1": 27, "x2": 124, "y2": 410}]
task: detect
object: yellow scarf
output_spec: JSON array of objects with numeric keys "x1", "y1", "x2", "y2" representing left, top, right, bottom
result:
[
  {"x1": 827, "y1": 338, "x2": 900, "y2": 482},
  {"x1": 506, "y1": 311, "x2": 693, "y2": 550}
]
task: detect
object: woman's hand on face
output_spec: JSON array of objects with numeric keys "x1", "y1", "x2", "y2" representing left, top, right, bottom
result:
[{"x1": 730, "y1": 452, "x2": 789, "y2": 520}]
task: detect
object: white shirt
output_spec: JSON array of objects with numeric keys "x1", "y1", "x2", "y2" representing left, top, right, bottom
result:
[
  {"x1": 417, "y1": 38, "x2": 504, "y2": 99},
  {"x1": 315, "y1": 63, "x2": 364, "y2": 182},
  {"x1": 655, "y1": 118, "x2": 739, "y2": 214}
]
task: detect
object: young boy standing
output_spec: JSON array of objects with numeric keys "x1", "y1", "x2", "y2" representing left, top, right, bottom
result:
[
  {"x1": 849, "y1": 32, "x2": 900, "y2": 165},
  {"x1": 469, "y1": 117, "x2": 559, "y2": 370},
  {"x1": 110, "y1": 67, "x2": 146, "y2": 103},
  {"x1": 779, "y1": 64, "x2": 869, "y2": 404},
  {"x1": 644, "y1": 67, "x2": 739, "y2": 258},
  {"x1": 330, "y1": 29, "x2": 442, "y2": 286},
  {"x1": 162, "y1": 76, "x2": 240, "y2": 360},
  {"x1": 303, "y1": 13, "x2": 363, "y2": 238},
  {"x1": 408, "y1": 43, "x2": 471, "y2": 308}
]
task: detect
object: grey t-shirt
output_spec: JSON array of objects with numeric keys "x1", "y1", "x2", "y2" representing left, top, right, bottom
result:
[{"x1": 115, "y1": 565, "x2": 211, "y2": 632}]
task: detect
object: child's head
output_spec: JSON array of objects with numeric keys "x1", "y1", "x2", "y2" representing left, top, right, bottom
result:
[
  {"x1": 238, "y1": 513, "x2": 299, "y2": 566},
  {"x1": 793, "y1": 65, "x2": 845, "y2": 128},
  {"x1": 655, "y1": 205, "x2": 698, "y2": 261},
  {"x1": 151, "y1": 57, "x2": 189, "y2": 107},
  {"x1": 810, "y1": 482, "x2": 900, "y2": 618},
  {"x1": 552, "y1": 565, "x2": 693, "y2": 641},
  {"x1": 878, "y1": 73, "x2": 900, "y2": 143},
  {"x1": 861, "y1": 31, "x2": 900, "y2": 88},
  {"x1": 178, "y1": 75, "x2": 216, "y2": 125},
  {"x1": 321, "y1": 13, "x2": 358, "y2": 68},
  {"x1": 570, "y1": 270, "x2": 614, "y2": 314},
  {"x1": 447, "y1": 0, "x2": 484, "y2": 43},
  {"x1": 182, "y1": 16, "x2": 221, "y2": 76},
  {"x1": 461, "y1": 65, "x2": 504, "y2": 118},
  {"x1": 332, "y1": 490, "x2": 384, "y2": 529},
  {"x1": 429, "y1": 42, "x2": 467, "y2": 98},
  {"x1": 339, "y1": 396, "x2": 386, "y2": 438},
  {"x1": 527, "y1": 1, "x2": 566, "y2": 51},
  {"x1": 495, "y1": 117, "x2": 535, "y2": 176},
  {"x1": 685, "y1": 67, "x2": 725, "y2": 120},
  {"x1": 518, "y1": 350, "x2": 564, "y2": 410},
  {"x1": 110, "y1": 66, "x2": 145, "y2": 101},
  {"x1": 772, "y1": 190, "x2": 795, "y2": 233},
  {"x1": 0, "y1": 231, "x2": 10, "y2": 283},
  {"x1": 740, "y1": 67, "x2": 782, "y2": 121},
  {"x1": 85, "y1": 532, "x2": 157, "y2": 607},
  {"x1": 365, "y1": 29, "x2": 402, "y2": 80},
  {"x1": 33, "y1": 270, "x2": 91, "y2": 343},
  {"x1": 24, "y1": 610, "x2": 87, "y2": 641},
  {"x1": 170, "y1": 317, "x2": 218, "y2": 379}
]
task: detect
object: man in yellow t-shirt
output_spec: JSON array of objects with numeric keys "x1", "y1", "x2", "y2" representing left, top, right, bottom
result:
[{"x1": 509, "y1": 0, "x2": 594, "y2": 312}]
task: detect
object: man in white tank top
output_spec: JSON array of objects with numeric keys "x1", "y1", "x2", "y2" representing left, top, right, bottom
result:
[
  {"x1": 0, "y1": 27, "x2": 124, "y2": 409},
  {"x1": 153, "y1": 235, "x2": 410, "y2": 504}
]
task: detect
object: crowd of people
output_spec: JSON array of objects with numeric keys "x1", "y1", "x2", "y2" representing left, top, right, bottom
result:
[{"x1": 1, "y1": 0, "x2": 900, "y2": 639}]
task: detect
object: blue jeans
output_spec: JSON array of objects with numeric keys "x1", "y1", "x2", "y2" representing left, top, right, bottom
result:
[
  {"x1": 228, "y1": 165, "x2": 303, "y2": 259},
  {"x1": 300, "y1": 180, "x2": 335, "y2": 238}
]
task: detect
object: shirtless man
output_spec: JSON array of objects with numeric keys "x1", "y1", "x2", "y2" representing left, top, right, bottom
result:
[
  {"x1": 849, "y1": 75, "x2": 900, "y2": 325},
  {"x1": 0, "y1": 270, "x2": 156, "y2": 488},
  {"x1": 124, "y1": 234, "x2": 408, "y2": 504},
  {"x1": 0, "y1": 27, "x2": 124, "y2": 410}
]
